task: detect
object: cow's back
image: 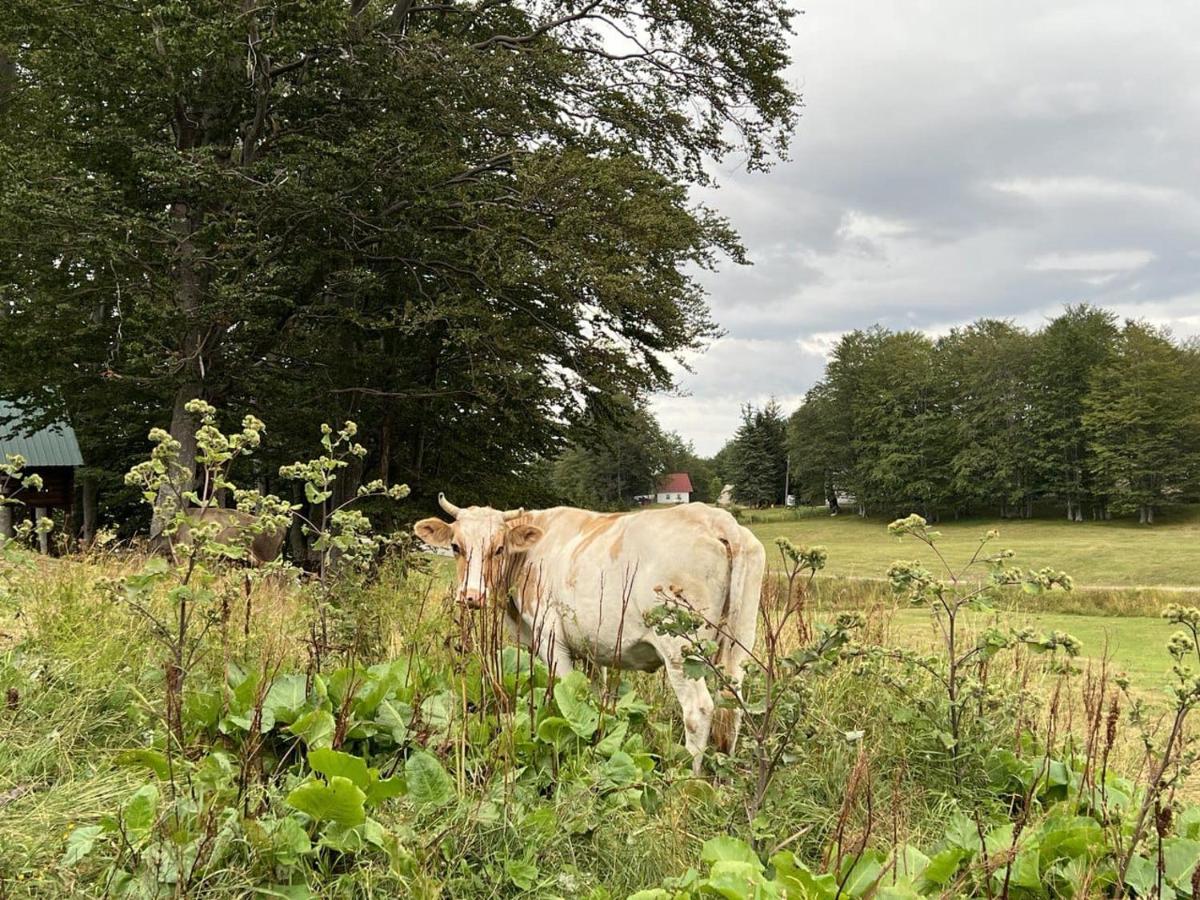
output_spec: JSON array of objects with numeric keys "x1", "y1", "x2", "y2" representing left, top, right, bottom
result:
[{"x1": 518, "y1": 504, "x2": 748, "y2": 663}]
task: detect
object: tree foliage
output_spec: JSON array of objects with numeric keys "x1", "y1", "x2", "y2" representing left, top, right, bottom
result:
[
  {"x1": 727, "y1": 400, "x2": 788, "y2": 507},
  {"x1": 788, "y1": 309, "x2": 1200, "y2": 522},
  {"x1": 549, "y1": 396, "x2": 715, "y2": 508},
  {"x1": 0, "y1": 0, "x2": 797, "y2": 529}
]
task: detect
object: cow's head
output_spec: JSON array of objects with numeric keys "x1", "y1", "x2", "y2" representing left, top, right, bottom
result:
[{"x1": 414, "y1": 493, "x2": 544, "y2": 608}]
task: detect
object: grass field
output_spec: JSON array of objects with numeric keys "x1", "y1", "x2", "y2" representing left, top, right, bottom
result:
[
  {"x1": 890, "y1": 607, "x2": 1175, "y2": 687},
  {"x1": 743, "y1": 504, "x2": 1200, "y2": 588}
]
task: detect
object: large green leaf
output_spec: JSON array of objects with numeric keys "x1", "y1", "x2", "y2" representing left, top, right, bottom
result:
[
  {"x1": 536, "y1": 716, "x2": 578, "y2": 750},
  {"x1": 1163, "y1": 837, "x2": 1200, "y2": 887},
  {"x1": 116, "y1": 749, "x2": 170, "y2": 780},
  {"x1": 308, "y1": 748, "x2": 370, "y2": 790},
  {"x1": 62, "y1": 825, "x2": 107, "y2": 866},
  {"x1": 839, "y1": 849, "x2": 886, "y2": 898},
  {"x1": 365, "y1": 775, "x2": 406, "y2": 806},
  {"x1": 706, "y1": 860, "x2": 778, "y2": 899},
  {"x1": 602, "y1": 751, "x2": 639, "y2": 788},
  {"x1": 267, "y1": 816, "x2": 312, "y2": 865},
  {"x1": 286, "y1": 776, "x2": 366, "y2": 826},
  {"x1": 552, "y1": 671, "x2": 600, "y2": 739},
  {"x1": 916, "y1": 847, "x2": 966, "y2": 888},
  {"x1": 374, "y1": 698, "x2": 410, "y2": 744},
  {"x1": 891, "y1": 844, "x2": 930, "y2": 881},
  {"x1": 123, "y1": 783, "x2": 158, "y2": 838},
  {"x1": 289, "y1": 708, "x2": 336, "y2": 750},
  {"x1": 771, "y1": 852, "x2": 837, "y2": 899},
  {"x1": 265, "y1": 674, "x2": 309, "y2": 725},
  {"x1": 405, "y1": 751, "x2": 453, "y2": 807},
  {"x1": 701, "y1": 836, "x2": 760, "y2": 866}
]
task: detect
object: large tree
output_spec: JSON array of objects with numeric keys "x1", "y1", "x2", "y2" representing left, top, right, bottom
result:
[
  {"x1": 0, "y1": 0, "x2": 797, "y2": 530},
  {"x1": 939, "y1": 319, "x2": 1039, "y2": 518},
  {"x1": 1030, "y1": 305, "x2": 1120, "y2": 521},
  {"x1": 1082, "y1": 322, "x2": 1200, "y2": 524}
]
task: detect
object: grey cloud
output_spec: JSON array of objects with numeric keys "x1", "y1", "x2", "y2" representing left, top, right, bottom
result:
[{"x1": 660, "y1": 0, "x2": 1200, "y2": 454}]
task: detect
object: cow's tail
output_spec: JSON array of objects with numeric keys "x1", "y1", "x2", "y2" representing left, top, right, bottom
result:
[{"x1": 710, "y1": 527, "x2": 765, "y2": 754}]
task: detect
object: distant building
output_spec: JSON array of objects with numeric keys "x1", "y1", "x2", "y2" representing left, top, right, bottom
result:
[
  {"x1": 656, "y1": 472, "x2": 693, "y2": 505},
  {"x1": 0, "y1": 400, "x2": 84, "y2": 548}
]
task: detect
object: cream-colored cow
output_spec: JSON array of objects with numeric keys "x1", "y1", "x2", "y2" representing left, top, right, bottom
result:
[{"x1": 415, "y1": 494, "x2": 765, "y2": 773}]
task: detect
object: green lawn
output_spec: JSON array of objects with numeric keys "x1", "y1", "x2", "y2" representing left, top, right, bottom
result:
[
  {"x1": 745, "y1": 505, "x2": 1200, "y2": 588},
  {"x1": 889, "y1": 607, "x2": 1179, "y2": 687}
]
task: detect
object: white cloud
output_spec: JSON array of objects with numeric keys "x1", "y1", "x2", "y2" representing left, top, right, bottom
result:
[
  {"x1": 1029, "y1": 250, "x2": 1156, "y2": 273},
  {"x1": 991, "y1": 177, "x2": 1185, "y2": 207}
]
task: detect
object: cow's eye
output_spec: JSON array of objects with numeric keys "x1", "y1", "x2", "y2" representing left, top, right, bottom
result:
[
  {"x1": 494, "y1": 546, "x2": 505, "y2": 556},
  {"x1": 450, "y1": 543, "x2": 461, "y2": 555}
]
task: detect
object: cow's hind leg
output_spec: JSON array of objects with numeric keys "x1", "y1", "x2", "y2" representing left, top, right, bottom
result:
[{"x1": 658, "y1": 641, "x2": 715, "y2": 775}]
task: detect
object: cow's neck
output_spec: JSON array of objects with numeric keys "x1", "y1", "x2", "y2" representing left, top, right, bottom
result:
[{"x1": 501, "y1": 509, "x2": 547, "y2": 600}]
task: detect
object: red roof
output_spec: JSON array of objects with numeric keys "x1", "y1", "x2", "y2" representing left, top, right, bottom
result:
[{"x1": 658, "y1": 473, "x2": 693, "y2": 494}]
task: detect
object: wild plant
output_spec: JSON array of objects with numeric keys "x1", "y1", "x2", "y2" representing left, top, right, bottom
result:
[
  {"x1": 278, "y1": 420, "x2": 410, "y2": 670},
  {"x1": 646, "y1": 537, "x2": 863, "y2": 840},
  {"x1": 858, "y1": 514, "x2": 1078, "y2": 772}
]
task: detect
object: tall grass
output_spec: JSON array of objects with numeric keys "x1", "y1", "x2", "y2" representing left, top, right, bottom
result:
[{"x1": 2, "y1": 543, "x2": 1197, "y2": 897}]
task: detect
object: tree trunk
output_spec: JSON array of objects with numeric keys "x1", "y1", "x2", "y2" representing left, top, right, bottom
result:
[
  {"x1": 1147, "y1": 506, "x2": 1155, "y2": 525},
  {"x1": 151, "y1": 385, "x2": 201, "y2": 536},
  {"x1": 0, "y1": 504, "x2": 12, "y2": 540},
  {"x1": 151, "y1": 197, "x2": 207, "y2": 537}
]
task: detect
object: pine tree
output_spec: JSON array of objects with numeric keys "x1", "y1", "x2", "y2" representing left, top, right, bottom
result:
[{"x1": 730, "y1": 400, "x2": 788, "y2": 506}]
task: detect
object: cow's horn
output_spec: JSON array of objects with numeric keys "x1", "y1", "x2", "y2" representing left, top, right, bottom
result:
[
  {"x1": 438, "y1": 493, "x2": 462, "y2": 518},
  {"x1": 502, "y1": 507, "x2": 525, "y2": 521}
]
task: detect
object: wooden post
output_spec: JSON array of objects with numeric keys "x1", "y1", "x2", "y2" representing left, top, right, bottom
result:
[
  {"x1": 0, "y1": 503, "x2": 12, "y2": 540},
  {"x1": 35, "y1": 506, "x2": 50, "y2": 554}
]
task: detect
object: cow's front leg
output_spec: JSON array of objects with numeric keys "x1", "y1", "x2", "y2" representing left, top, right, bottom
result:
[
  {"x1": 519, "y1": 607, "x2": 574, "y2": 679},
  {"x1": 658, "y1": 640, "x2": 715, "y2": 775}
]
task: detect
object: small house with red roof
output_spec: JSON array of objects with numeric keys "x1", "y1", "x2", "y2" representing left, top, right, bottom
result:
[{"x1": 656, "y1": 472, "x2": 693, "y2": 505}]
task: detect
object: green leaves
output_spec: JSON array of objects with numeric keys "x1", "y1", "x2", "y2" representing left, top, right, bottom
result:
[
  {"x1": 286, "y1": 776, "x2": 367, "y2": 827},
  {"x1": 307, "y1": 748, "x2": 405, "y2": 807},
  {"x1": 61, "y1": 825, "x2": 106, "y2": 866},
  {"x1": 123, "y1": 784, "x2": 158, "y2": 838},
  {"x1": 289, "y1": 708, "x2": 336, "y2": 750},
  {"x1": 404, "y1": 750, "x2": 453, "y2": 808},
  {"x1": 552, "y1": 671, "x2": 601, "y2": 739}
]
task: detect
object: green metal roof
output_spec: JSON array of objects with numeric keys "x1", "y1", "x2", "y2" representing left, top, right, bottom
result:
[{"x1": 0, "y1": 400, "x2": 84, "y2": 467}]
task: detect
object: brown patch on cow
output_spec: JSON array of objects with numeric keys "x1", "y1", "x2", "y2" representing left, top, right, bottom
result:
[
  {"x1": 569, "y1": 513, "x2": 623, "y2": 563},
  {"x1": 607, "y1": 532, "x2": 624, "y2": 560}
]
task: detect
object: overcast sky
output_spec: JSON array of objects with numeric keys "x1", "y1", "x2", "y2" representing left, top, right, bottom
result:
[{"x1": 652, "y1": 0, "x2": 1200, "y2": 456}]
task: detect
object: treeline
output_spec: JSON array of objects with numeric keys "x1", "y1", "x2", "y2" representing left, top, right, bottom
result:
[{"x1": 788, "y1": 305, "x2": 1200, "y2": 522}]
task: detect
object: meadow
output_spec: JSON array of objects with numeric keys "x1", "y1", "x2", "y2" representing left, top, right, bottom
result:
[
  {"x1": 743, "y1": 505, "x2": 1200, "y2": 589},
  {"x1": 4, "y1": 492, "x2": 1200, "y2": 897}
]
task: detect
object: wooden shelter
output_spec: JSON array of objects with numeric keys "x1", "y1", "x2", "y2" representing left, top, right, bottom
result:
[{"x1": 0, "y1": 400, "x2": 84, "y2": 548}]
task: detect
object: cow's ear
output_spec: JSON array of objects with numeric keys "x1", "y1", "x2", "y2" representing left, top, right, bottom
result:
[
  {"x1": 414, "y1": 517, "x2": 453, "y2": 547},
  {"x1": 506, "y1": 523, "x2": 544, "y2": 551}
]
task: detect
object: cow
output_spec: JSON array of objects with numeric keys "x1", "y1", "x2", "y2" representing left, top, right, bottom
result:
[
  {"x1": 165, "y1": 507, "x2": 287, "y2": 567},
  {"x1": 415, "y1": 494, "x2": 765, "y2": 773}
]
